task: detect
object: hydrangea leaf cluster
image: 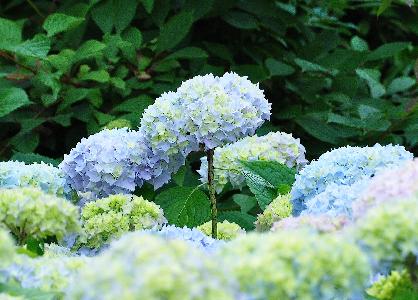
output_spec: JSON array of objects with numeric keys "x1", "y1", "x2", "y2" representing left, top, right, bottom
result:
[
  {"x1": 65, "y1": 232, "x2": 242, "y2": 300},
  {"x1": 59, "y1": 128, "x2": 150, "y2": 201},
  {"x1": 0, "y1": 229, "x2": 15, "y2": 268},
  {"x1": 271, "y1": 214, "x2": 349, "y2": 233},
  {"x1": 80, "y1": 194, "x2": 167, "y2": 249},
  {"x1": 3, "y1": 254, "x2": 88, "y2": 292},
  {"x1": 198, "y1": 131, "x2": 306, "y2": 193},
  {"x1": 367, "y1": 270, "x2": 414, "y2": 300},
  {"x1": 0, "y1": 161, "x2": 65, "y2": 196},
  {"x1": 221, "y1": 231, "x2": 369, "y2": 300},
  {"x1": 197, "y1": 220, "x2": 245, "y2": 241},
  {"x1": 0, "y1": 187, "x2": 81, "y2": 244},
  {"x1": 353, "y1": 158, "x2": 418, "y2": 218},
  {"x1": 255, "y1": 193, "x2": 292, "y2": 232},
  {"x1": 145, "y1": 225, "x2": 223, "y2": 252},
  {"x1": 291, "y1": 144, "x2": 413, "y2": 215},
  {"x1": 352, "y1": 196, "x2": 418, "y2": 271}
]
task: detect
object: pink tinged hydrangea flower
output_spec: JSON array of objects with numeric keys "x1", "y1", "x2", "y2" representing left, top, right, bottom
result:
[
  {"x1": 59, "y1": 128, "x2": 150, "y2": 202},
  {"x1": 353, "y1": 158, "x2": 418, "y2": 218},
  {"x1": 271, "y1": 214, "x2": 350, "y2": 233}
]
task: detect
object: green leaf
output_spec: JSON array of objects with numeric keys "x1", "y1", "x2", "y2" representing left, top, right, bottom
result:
[
  {"x1": 74, "y1": 40, "x2": 106, "y2": 61},
  {"x1": 12, "y1": 34, "x2": 51, "y2": 58},
  {"x1": 240, "y1": 160, "x2": 296, "y2": 209},
  {"x1": 387, "y1": 77, "x2": 416, "y2": 94},
  {"x1": 0, "y1": 282, "x2": 60, "y2": 300},
  {"x1": 154, "y1": 186, "x2": 210, "y2": 227},
  {"x1": 223, "y1": 11, "x2": 258, "y2": 29},
  {"x1": 265, "y1": 58, "x2": 295, "y2": 76},
  {"x1": 219, "y1": 211, "x2": 256, "y2": 230},
  {"x1": 367, "y1": 42, "x2": 410, "y2": 61},
  {"x1": 43, "y1": 13, "x2": 84, "y2": 37},
  {"x1": 0, "y1": 87, "x2": 31, "y2": 117},
  {"x1": 350, "y1": 36, "x2": 368, "y2": 51},
  {"x1": 11, "y1": 152, "x2": 60, "y2": 166},
  {"x1": 165, "y1": 47, "x2": 208, "y2": 60},
  {"x1": 122, "y1": 27, "x2": 142, "y2": 48},
  {"x1": 0, "y1": 17, "x2": 22, "y2": 49},
  {"x1": 296, "y1": 115, "x2": 342, "y2": 144},
  {"x1": 79, "y1": 69, "x2": 110, "y2": 83},
  {"x1": 355, "y1": 68, "x2": 386, "y2": 98},
  {"x1": 92, "y1": 0, "x2": 138, "y2": 33},
  {"x1": 156, "y1": 11, "x2": 194, "y2": 52},
  {"x1": 231, "y1": 64, "x2": 269, "y2": 82},
  {"x1": 294, "y1": 58, "x2": 336, "y2": 75},
  {"x1": 232, "y1": 194, "x2": 257, "y2": 213},
  {"x1": 141, "y1": 0, "x2": 154, "y2": 13},
  {"x1": 11, "y1": 132, "x2": 40, "y2": 153},
  {"x1": 111, "y1": 95, "x2": 153, "y2": 115},
  {"x1": 377, "y1": 0, "x2": 392, "y2": 16}
]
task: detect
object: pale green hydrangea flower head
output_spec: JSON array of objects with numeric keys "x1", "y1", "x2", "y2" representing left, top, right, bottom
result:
[
  {"x1": 367, "y1": 270, "x2": 413, "y2": 300},
  {"x1": 352, "y1": 196, "x2": 418, "y2": 270},
  {"x1": 256, "y1": 193, "x2": 292, "y2": 232},
  {"x1": 81, "y1": 194, "x2": 167, "y2": 248},
  {"x1": 104, "y1": 118, "x2": 132, "y2": 129},
  {"x1": 0, "y1": 187, "x2": 81, "y2": 244},
  {"x1": 221, "y1": 231, "x2": 369, "y2": 300},
  {"x1": 198, "y1": 131, "x2": 306, "y2": 193},
  {"x1": 0, "y1": 229, "x2": 15, "y2": 268},
  {"x1": 197, "y1": 220, "x2": 245, "y2": 241},
  {"x1": 65, "y1": 232, "x2": 242, "y2": 300}
]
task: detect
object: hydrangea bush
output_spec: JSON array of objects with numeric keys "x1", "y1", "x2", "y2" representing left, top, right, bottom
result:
[
  {"x1": 198, "y1": 131, "x2": 306, "y2": 193},
  {"x1": 80, "y1": 194, "x2": 166, "y2": 248},
  {"x1": 0, "y1": 161, "x2": 65, "y2": 196},
  {"x1": 255, "y1": 193, "x2": 292, "y2": 232},
  {"x1": 291, "y1": 144, "x2": 413, "y2": 215},
  {"x1": 0, "y1": 187, "x2": 81, "y2": 244},
  {"x1": 197, "y1": 220, "x2": 245, "y2": 241}
]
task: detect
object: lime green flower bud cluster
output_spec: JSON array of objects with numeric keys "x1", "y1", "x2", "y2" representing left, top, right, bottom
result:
[
  {"x1": 104, "y1": 118, "x2": 132, "y2": 129},
  {"x1": 0, "y1": 229, "x2": 15, "y2": 268},
  {"x1": 221, "y1": 231, "x2": 369, "y2": 300},
  {"x1": 197, "y1": 220, "x2": 245, "y2": 241},
  {"x1": 256, "y1": 194, "x2": 292, "y2": 232},
  {"x1": 65, "y1": 233, "x2": 242, "y2": 300},
  {"x1": 352, "y1": 196, "x2": 418, "y2": 270},
  {"x1": 198, "y1": 131, "x2": 306, "y2": 193},
  {"x1": 367, "y1": 270, "x2": 414, "y2": 300},
  {"x1": 0, "y1": 188, "x2": 81, "y2": 244},
  {"x1": 81, "y1": 194, "x2": 167, "y2": 248}
]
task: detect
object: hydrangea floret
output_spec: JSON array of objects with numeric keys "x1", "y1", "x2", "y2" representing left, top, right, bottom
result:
[
  {"x1": 271, "y1": 214, "x2": 349, "y2": 233},
  {"x1": 197, "y1": 220, "x2": 245, "y2": 241},
  {"x1": 65, "y1": 233, "x2": 242, "y2": 300},
  {"x1": 198, "y1": 131, "x2": 306, "y2": 193},
  {"x1": 255, "y1": 193, "x2": 292, "y2": 232},
  {"x1": 291, "y1": 144, "x2": 413, "y2": 215},
  {"x1": 59, "y1": 128, "x2": 149, "y2": 202},
  {"x1": 0, "y1": 161, "x2": 65, "y2": 196},
  {"x1": 80, "y1": 194, "x2": 166, "y2": 249},
  {"x1": 0, "y1": 187, "x2": 81, "y2": 245},
  {"x1": 353, "y1": 158, "x2": 418, "y2": 218},
  {"x1": 221, "y1": 231, "x2": 369, "y2": 299}
]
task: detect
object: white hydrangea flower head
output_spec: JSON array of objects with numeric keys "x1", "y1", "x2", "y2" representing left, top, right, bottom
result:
[{"x1": 198, "y1": 131, "x2": 306, "y2": 193}]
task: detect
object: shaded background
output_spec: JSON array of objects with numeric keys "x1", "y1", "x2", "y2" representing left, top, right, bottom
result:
[{"x1": 0, "y1": 0, "x2": 417, "y2": 165}]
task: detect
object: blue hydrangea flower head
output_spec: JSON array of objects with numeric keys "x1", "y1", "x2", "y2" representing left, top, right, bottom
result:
[
  {"x1": 0, "y1": 161, "x2": 65, "y2": 196},
  {"x1": 291, "y1": 144, "x2": 413, "y2": 215},
  {"x1": 59, "y1": 128, "x2": 150, "y2": 202}
]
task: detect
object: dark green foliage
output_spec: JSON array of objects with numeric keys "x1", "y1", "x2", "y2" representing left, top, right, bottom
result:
[{"x1": 0, "y1": 0, "x2": 416, "y2": 162}]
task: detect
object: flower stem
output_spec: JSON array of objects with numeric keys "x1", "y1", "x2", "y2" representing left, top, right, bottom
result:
[{"x1": 206, "y1": 148, "x2": 217, "y2": 239}]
